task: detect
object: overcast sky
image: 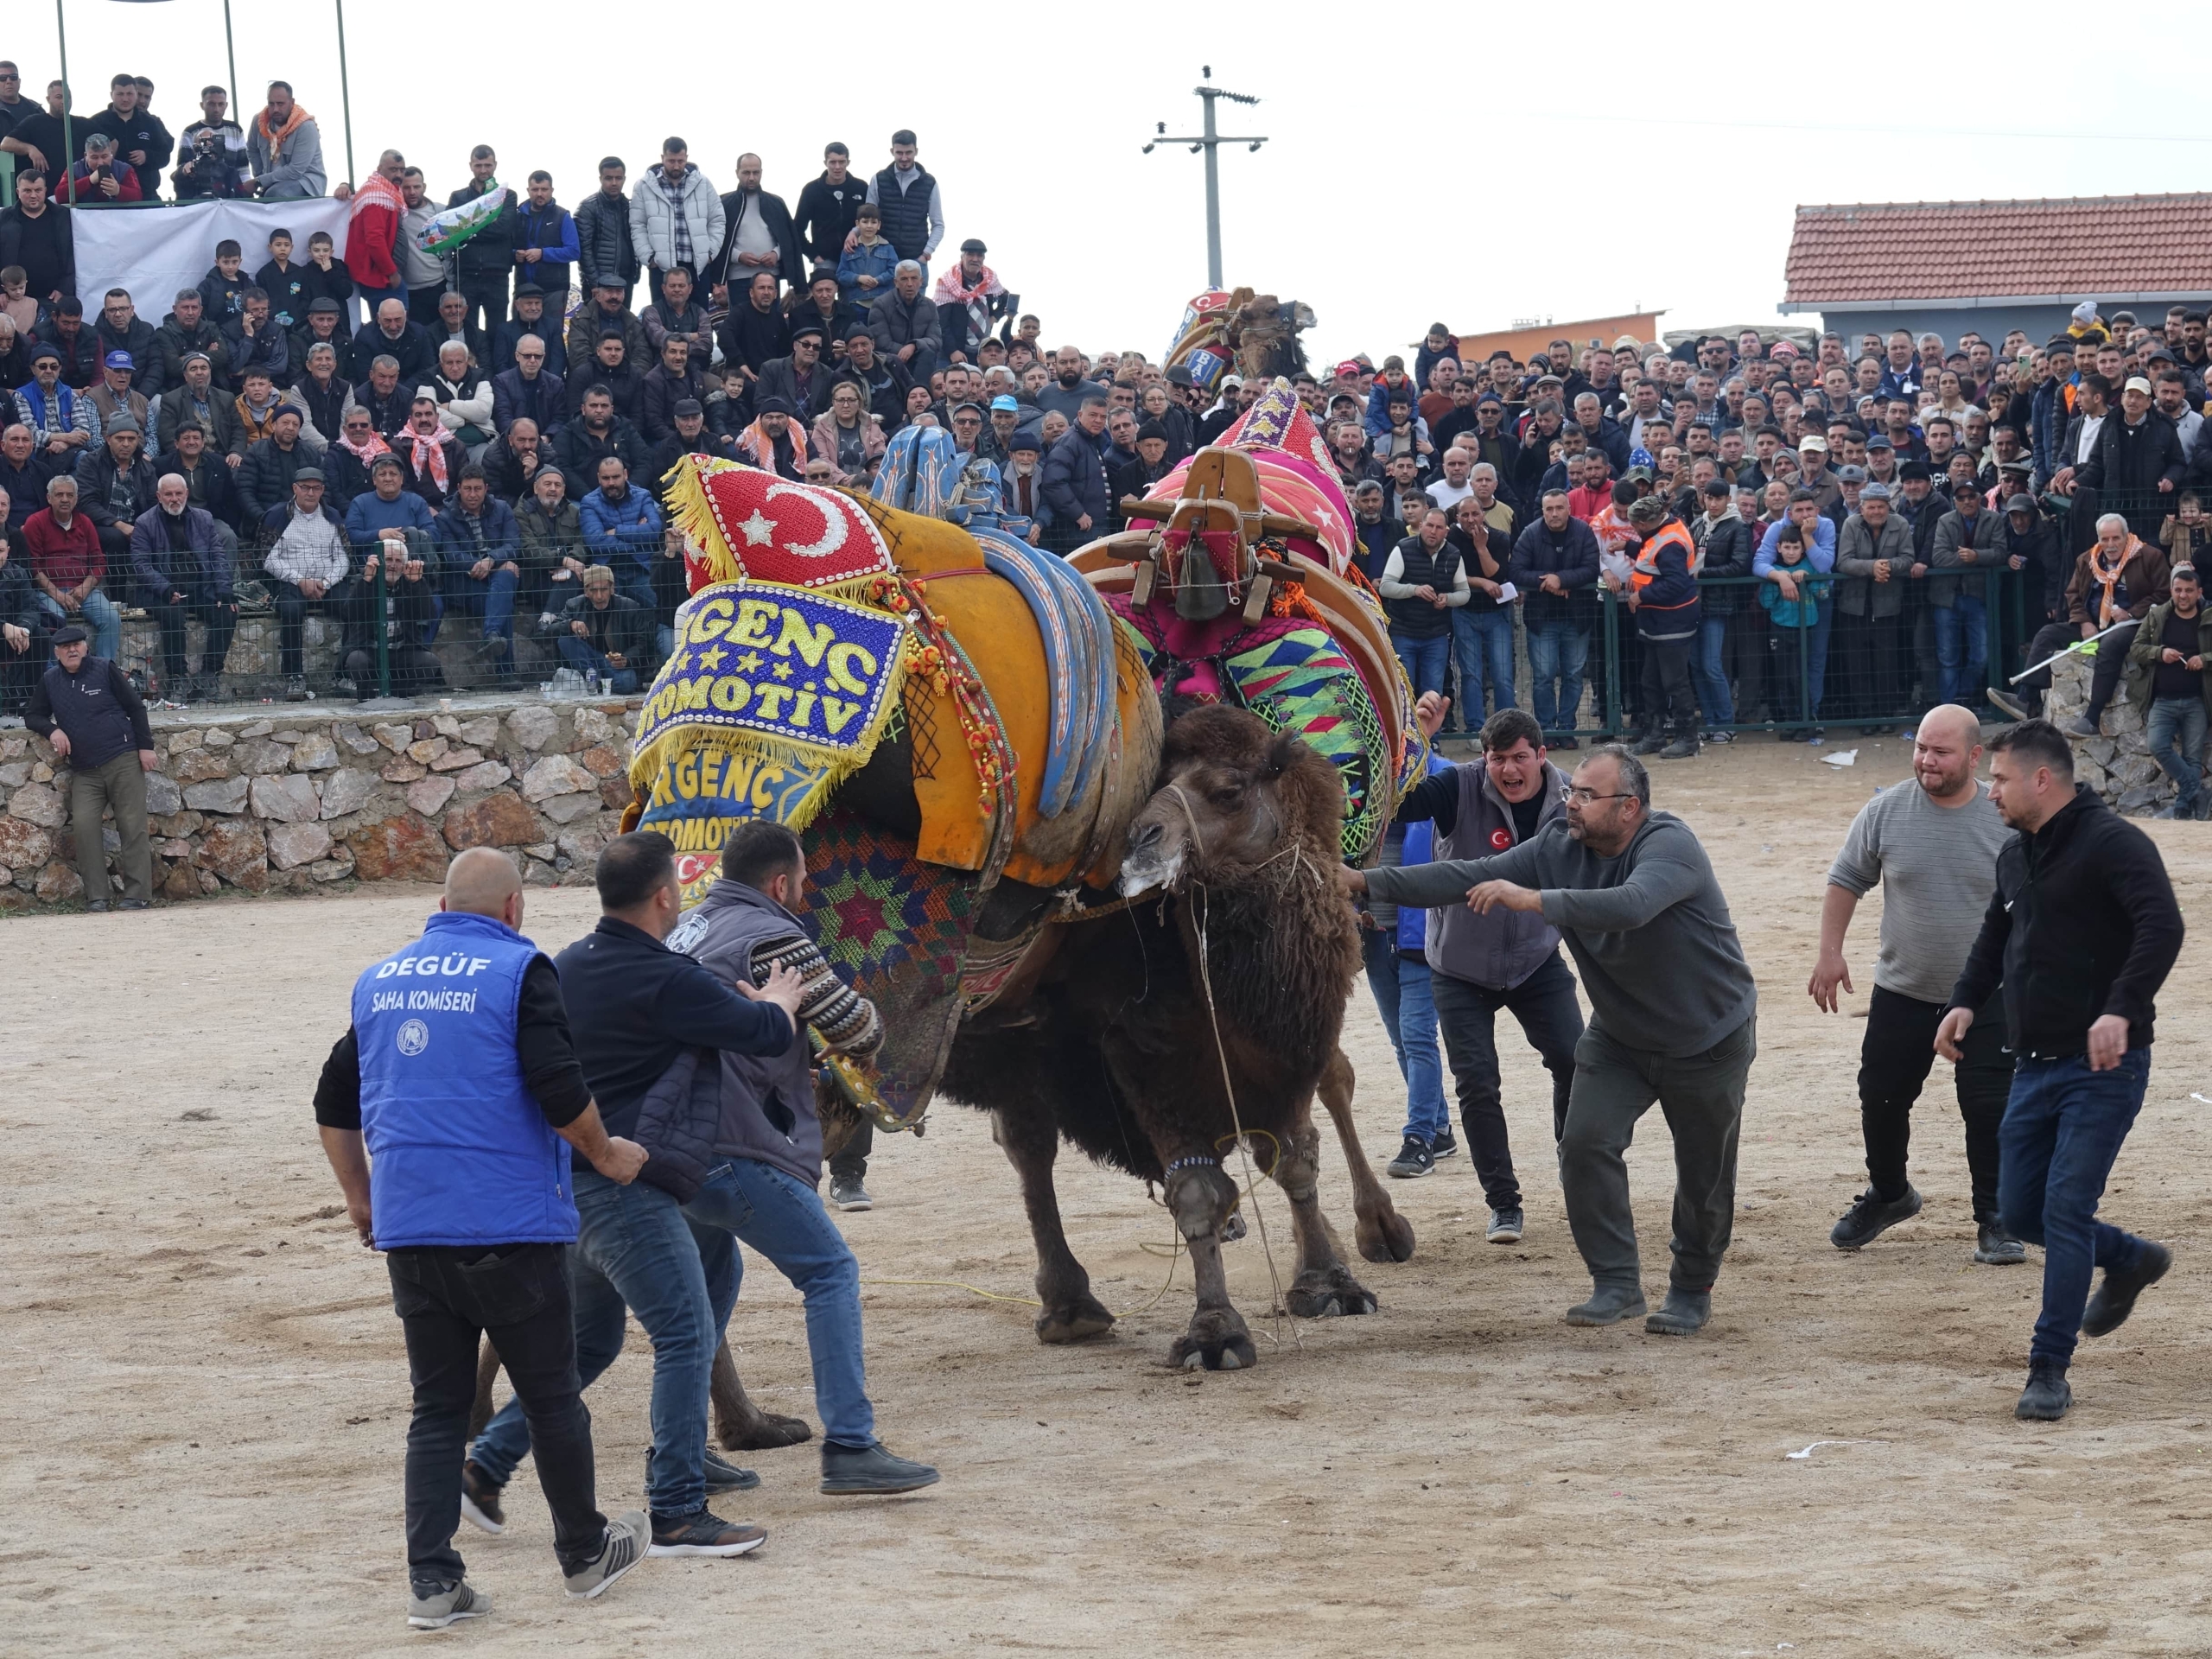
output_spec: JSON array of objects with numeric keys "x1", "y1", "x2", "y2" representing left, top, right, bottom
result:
[{"x1": 22, "y1": 2, "x2": 2212, "y2": 364}]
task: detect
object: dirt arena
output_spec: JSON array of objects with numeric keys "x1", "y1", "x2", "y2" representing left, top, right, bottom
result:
[{"x1": 7, "y1": 737, "x2": 2212, "y2": 1656}]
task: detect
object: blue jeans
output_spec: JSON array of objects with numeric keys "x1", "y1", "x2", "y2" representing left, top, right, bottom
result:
[
  {"x1": 469, "y1": 1167, "x2": 734, "y2": 1520},
  {"x1": 1450, "y1": 607, "x2": 1515, "y2": 727},
  {"x1": 442, "y1": 563, "x2": 520, "y2": 665},
  {"x1": 1771, "y1": 604, "x2": 1834, "y2": 721},
  {"x1": 2145, "y1": 696, "x2": 2208, "y2": 807},
  {"x1": 556, "y1": 633, "x2": 641, "y2": 694},
  {"x1": 1933, "y1": 594, "x2": 1987, "y2": 706},
  {"x1": 1360, "y1": 929, "x2": 1448, "y2": 1141},
  {"x1": 683, "y1": 1158, "x2": 876, "y2": 1448},
  {"x1": 1694, "y1": 614, "x2": 1735, "y2": 725},
  {"x1": 1390, "y1": 629, "x2": 1451, "y2": 700},
  {"x1": 1526, "y1": 620, "x2": 1588, "y2": 732},
  {"x1": 36, "y1": 589, "x2": 120, "y2": 662},
  {"x1": 1999, "y1": 1049, "x2": 2154, "y2": 1367}
]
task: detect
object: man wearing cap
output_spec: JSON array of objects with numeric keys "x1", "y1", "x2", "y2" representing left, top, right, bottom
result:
[
  {"x1": 784, "y1": 269, "x2": 861, "y2": 368},
  {"x1": 15, "y1": 343, "x2": 92, "y2": 457},
  {"x1": 130, "y1": 470, "x2": 237, "y2": 699},
  {"x1": 25, "y1": 620, "x2": 156, "y2": 907},
  {"x1": 293, "y1": 296, "x2": 357, "y2": 383},
  {"x1": 265, "y1": 465, "x2": 353, "y2": 699},
  {"x1": 238, "y1": 404, "x2": 318, "y2": 526},
  {"x1": 1833, "y1": 480, "x2": 1915, "y2": 720},
  {"x1": 1796, "y1": 435, "x2": 1841, "y2": 517},
  {"x1": 734, "y1": 397, "x2": 810, "y2": 483},
  {"x1": 87, "y1": 348, "x2": 149, "y2": 442},
  {"x1": 568, "y1": 276, "x2": 649, "y2": 383},
  {"x1": 935, "y1": 238, "x2": 1008, "y2": 365},
  {"x1": 494, "y1": 285, "x2": 567, "y2": 381},
  {"x1": 2075, "y1": 374, "x2": 2184, "y2": 544},
  {"x1": 640, "y1": 267, "x2": 713, "y2": 368},
  {"x1": 1930, "y1": 476, "x2": 2004, "y2": 709},
  {"x1": 755, "y1": 325, "x2": 831, "y2": 423},
  {"x1": 73, "y1": 414, "x2": 158, "y2": 565}
]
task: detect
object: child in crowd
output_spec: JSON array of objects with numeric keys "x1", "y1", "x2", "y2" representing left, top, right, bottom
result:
[
  {"x1": 297, "y1": 231, "x2": 356, "y2": 322},
  {"x1": 836, "y1": 204, "x2": 898, "y2": 308},
  {"x1": 2159, "y1": 493, "x2": 2211, "y2": 567},
  {"x1": 256, "y1": 229, "x2": 308, "y2": 332},
  {"x1": 0, "y1": 267, "x2": 41, "y2": 337},
  {"x1": 199, "y1": 239, "x2": 247, "y2": 322}
]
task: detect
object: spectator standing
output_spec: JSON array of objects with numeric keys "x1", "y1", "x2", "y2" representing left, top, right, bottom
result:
[
  {"x1": 1621, "y1": 494, "x2": 1702, "y2": 759},
  {"x1": 245, "y1": 81, "x2": 325, "y2": 200},
  {"x1": 630, "y1": 139, "x2": 722, "y2": 306},
  {"x1": 1039, "y1": 396, "x2": 1109, "y2": 555},
  {"x1": 447, "y1": 146, "x2": 518, "y2": 337},
  {"x1": 1939, "y1": 721, "x2": 2183, "y2": 1422},
  {"x1": 313, "y1": 847, "x2": 653, "y2": 1627},
  {"x1": 836, "y1": 202, "x2": 898, "y2": 309},
  {"x1": 1447, "y1": 494, "x2": 1515, "y2": 727},
  {"x1": 172, "y1": 85, "x2": 247, "y2": 200},
  {"x1": 1508, "y1": 489, "x2": 1601, "y2": 743},
  {"x1": 866, "y1": 130, "x2": 943, "y2": 276},
  {"x1": 397, "y1": 169, "x2": 446, "y2": 325},
  {"x1": 0, "y1": 80, "x2": 73, "y2": 198},
  {"x1": 0, "y1": 501, "x2": 44, "y2": 711},
  {"x1": 2121, "y1": 563, "x2": 2212, "y2": 818},
  {"x1": 1378, "y1": 506, "x2": 1467, "y2": 698},
  {"x1": 1929, "y1": 477, "x2": 2002, "y2": 709},
  {"x1": 512, "y1": 171, "x2": 578, "y2": 318},
  {"x1": 711, "y1": 153, "x2": 804, "y2": 300},
  {"x1": 795, "y1": 143, "x2": 867, "y2": 270},
  {"x1": 574, "y1": 158, "x2": 637, "y2": 308},
  {"x1": 24, "y1": 622, "x2": 155, "y2": 909},
  {"x1": 129, "y1": 472, "x2": 238, "y2": 700},
  {"x1": 1811, "y1": 707, "x2": 2022, "y2": 1265},
  {"x1": 0, "y1": 174, "x2": 73, "y2": 305},
  {"x1": 1688, "y1": 476, "x2": 1756, "y2": 738},
  {"x1": 86, "y1": 73, "x2": 168, "y2": 200}
]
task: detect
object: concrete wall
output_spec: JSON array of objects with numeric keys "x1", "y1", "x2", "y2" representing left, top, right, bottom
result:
[
  {"x1": 1812, "y1": 305, "x2": 2077, "y2": 356},
  {"x1": 0, "y1": 692, "x2": 639, "y2": 911}
]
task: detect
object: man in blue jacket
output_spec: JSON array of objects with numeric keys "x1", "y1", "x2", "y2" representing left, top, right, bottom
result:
[
  {"x1": 462, "y1": 832, "x2": 806, "y2": 1560},
  {"x1": 314, "y1": 847, "x2": 653, "y2": 1628},
  {"x1": 1508, "y1": 491, "x2": 1602, "y2": 745},
  {"x1": 1040, "y1": 396, "x2": 1109, "y2": 554},
  {"x1": 129, "y1": 473, "x2": 236, "y2": 700},
  {"x1": 434, "y1": 465, "x2": 523, "y2": 673},
  {"x1": 579, "y1": 454, "x2": 664, "y2": 620}
]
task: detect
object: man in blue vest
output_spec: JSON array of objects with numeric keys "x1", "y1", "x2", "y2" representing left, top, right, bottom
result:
[
  {"x1": 669, "y1": 820, "x2": 941, "y2": 1496},
  {"x1": 314, "y1": 847, "x2": 652, "y2": 1630},
  {"x1": 463, "y1": 830, "x2": 808, "y2": 1560}
]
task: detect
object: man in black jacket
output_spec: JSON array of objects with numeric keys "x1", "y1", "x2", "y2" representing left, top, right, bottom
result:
[
  {"x1": 0, "y1": 506, "x2": 46, "y2": 710},
  {"x1": 448, "y1": 147, "x2": 518, "y2": 337},
  {"x1": 1939, "y1": 720, "x2": 2184, "y2": 1422},
  {"x1": 2075, "y1": 374, "x2": 2185, "y2": 543},
  {"x1": 462, "y1": 833, "x2": 803, "y2": 1560},
  {"x1": 793, "y1": 143, "x2": 867, "y2": 268},
  {"x1": 1508, "y1": 490, "x2": 1602, "y2": 745},
  {"x1": 712, "y1": 154, "x2": 804, "y2": 299},
  {"x1": 25, "y1": 624, "x2": 156, "y2": 909}
]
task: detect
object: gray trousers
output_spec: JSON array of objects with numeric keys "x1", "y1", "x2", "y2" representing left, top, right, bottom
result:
[
  {"x1": 1559, "y1": 1015, "x2": 1755, "y2": 1294},
  {"x1": 68, "y1": 751, "x2": 153, "y2": 905}
]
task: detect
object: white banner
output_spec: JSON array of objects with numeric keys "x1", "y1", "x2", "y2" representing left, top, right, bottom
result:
[{"x1": 71, "y1": 199, "x2": 353, "y2": 316}]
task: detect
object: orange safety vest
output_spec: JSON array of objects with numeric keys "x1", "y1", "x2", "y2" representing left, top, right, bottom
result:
[{"x1": 1629, "y1": 518, "x2": 1700, "y2": 591}]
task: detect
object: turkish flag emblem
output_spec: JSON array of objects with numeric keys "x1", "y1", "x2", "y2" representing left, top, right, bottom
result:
[
  {"x1": 1490, "y1": 828, "x2": 1512, "y2": 850},
  {"x1": 695, "y1": 459, "x2": 896, "y2": 589}
]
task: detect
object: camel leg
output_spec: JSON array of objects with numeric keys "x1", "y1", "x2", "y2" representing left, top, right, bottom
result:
[
  {"x1": 709, "y1": 1339, "x2": 813, "y2": 1451},
  {"x1": 1317, "y1": 1046, "x2": 1416, "y2": 1264},
  {"x1": 993, "y1": 1104, "x2": 1116, "y2": 1344},
  {"x1": 1266, "y1": 1097, "x2": 1380, "y2": 1319},
  {"x1": 1163, "y1": 1159, "x2": 1255, "y2": 1370},
  {"x1": 468, "y1": 1339, "x2": 503, "y2": 1440}
]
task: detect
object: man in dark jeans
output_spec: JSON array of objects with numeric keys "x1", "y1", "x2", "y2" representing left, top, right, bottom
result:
[
  {"x1": 1383, "y1": 700, "x2": 1581, "y2": 1242},
  {"x1": 313, "y1": 847, "x2": 653, "y2": 1629},
  {"x1": 1939, "y1": 720, "x2": 2184, "y2": 1422},
  {"x1": 24, "y1": 623, "x2": 156, "y2": 909},
  {"x1": 1811, "y1": 705, "x2": 2021, "y2": 1264}
]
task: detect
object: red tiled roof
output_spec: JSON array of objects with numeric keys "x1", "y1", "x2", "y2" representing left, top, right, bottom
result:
[{"x1": 1783, "y1": 196, "x2": 2212, "y2": 306}]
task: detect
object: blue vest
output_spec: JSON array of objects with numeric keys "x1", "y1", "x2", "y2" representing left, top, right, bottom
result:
[
  {"x1": 350, "y1": 911, "x2": 577, "y2": 1250},
  {"x1": 1396, "y1": 753, "x2": 1453, "y2": 954}
]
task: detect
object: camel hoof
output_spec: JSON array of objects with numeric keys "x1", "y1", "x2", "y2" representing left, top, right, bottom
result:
[
  {"x1": 1218, "y1": 1211, "x2": 1247, "y2": 1244},
  {"x1": 1035, "y1": 1295, "x2": 1116, "y2": 1344},
  {"x1": 1166, "y1": 1312, "x2": 1256, "y2": 1372},
  {"x1": 1357, "y1": 1207, "x2": 1417, "y2": 1265},
  {"x1": 1286, "y1": 1267, "x2": 1378, "y2": 1319},
  {"x1": 718, "y1": 1412, "x2": 814, "y2": 1452}
]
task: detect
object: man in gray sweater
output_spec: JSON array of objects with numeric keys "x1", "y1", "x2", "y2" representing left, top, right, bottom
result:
[{"x1": 1341, "y1": 744, "x2": 1757, "y2": 1335}]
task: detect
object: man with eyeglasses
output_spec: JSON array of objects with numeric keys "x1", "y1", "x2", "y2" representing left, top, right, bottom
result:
[{"x1": 1342, "y1": 743, "x2": 1757, "y2": 1337}]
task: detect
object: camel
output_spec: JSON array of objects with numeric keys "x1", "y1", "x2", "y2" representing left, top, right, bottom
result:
[{"x1": 941, "y1": 706, "x2": 1413, "y2": 1370}]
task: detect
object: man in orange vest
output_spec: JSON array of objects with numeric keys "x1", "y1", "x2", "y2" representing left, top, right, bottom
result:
[{"x1": 1624, "y1": 493, "x2": 1703, "y2": 758}]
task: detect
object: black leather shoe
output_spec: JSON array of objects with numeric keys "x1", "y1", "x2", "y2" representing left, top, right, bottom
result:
[{"x1": 2015, "y1": 1358, "x2": 2071, "y2": 1421}]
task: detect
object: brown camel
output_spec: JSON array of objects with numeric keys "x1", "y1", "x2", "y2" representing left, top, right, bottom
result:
[{"x1": 942, "y1": 706, "x2": 1413, "y2": 1370}]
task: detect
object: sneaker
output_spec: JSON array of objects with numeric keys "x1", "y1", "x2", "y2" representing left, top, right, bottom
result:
[
  {"x1": 647, "y1": 1508, "x2": 767, "y2": 1558},
  {"x1": 1658, "y1": 736, "x2": 1699, "y2": 759},
  {"x1": 1429, "y1": 1126, "x2": 1459, "y2": 1159},
  {"x1": 118, "y1": 898, "x2": 149, "y2": 911},
  {"x1": 1973, "y1": 1221, "x2": 2026, "y2": 1266},
  {"x1": 2015, "y1": 1357, "x2": 2071, "y2": 1421},
  {"x1": 283, "y1": 674, "x2": 310, "y2": 702},
  {"x1": 2062, "y1": 715, "x2": 2098, "y2": 739},
  {"x1": 1646, "y1": 1287, "x2": 1712, "y2": 1336},
  {"x1": 1486, "y1": 1206, "x2": 1523, "y2": 1244},
  {"x1": 1705, "y1": 728, "x2": 1736, "y2": 744},
  {"x1": 84, "y1": 900, "x2": 110, "y2": 913},
  {"x1": 460, "y1": 1459, "x2": 505, "y2": 1534},
  {"x1": 479, "y1": 633, "x2": 511, "y2": 660},
  {"x1": 1986, "y1": 687, "x2": 2031, "y2": 722},
  {"x1": 820, "y1": 1440, "x2": 940, "y2": 1496},
  {"x1": 1565, "y1": 1285, "x2": 1647, "y2": 1326},
  {"x1": 1808, "y1": 727, "x2": 1826, "y2": 743},
  {"x1": 333, "y1": 676, "x2": 359, "y2": 699},
  {"x1": 1830, "y1": 1185, "x2": 1923, "y2": 1249},
  {"x1": 566, "y1": 1510, "x2": 650, "y2": 1599},
  {"x1": 408, "y1": 1580, "x2": 490, "y2": 1630},
  {"x1": 829, "y1": 1175, "x2": 874, "y2": 1211},
  {"x1": 1386, "y1": 1135, "x2": 1435, "y2": 1179},
  {"x1": 702, "y1": 1446, "x2": 760, "y2": 1493},
  {"x1": 2081, "y1": 1240, "x2": 2172, "y2": 1338}
]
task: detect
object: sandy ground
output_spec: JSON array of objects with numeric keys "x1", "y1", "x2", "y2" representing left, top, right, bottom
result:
[{"x1": 6, "y1": 736, "x2": 2212, "y2": 1658}]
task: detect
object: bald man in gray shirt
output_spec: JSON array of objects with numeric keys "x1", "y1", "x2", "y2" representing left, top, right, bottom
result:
[
  {"x1": 1344, "y1": 742, "x2": 1757, "y2": 1337},
  {"x1": 1811, "y1": 705, "x2": 2022, "y2": 1264}
]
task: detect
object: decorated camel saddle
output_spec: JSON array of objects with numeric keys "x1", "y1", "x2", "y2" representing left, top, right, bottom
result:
[{"x1": 1069, "y1": 377, "x2": 1425, "y2": 862}]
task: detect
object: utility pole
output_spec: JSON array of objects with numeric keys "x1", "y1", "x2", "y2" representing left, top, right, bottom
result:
[{"x1": 1142, "y1": 67, "x2": 1267, "y2": 289}]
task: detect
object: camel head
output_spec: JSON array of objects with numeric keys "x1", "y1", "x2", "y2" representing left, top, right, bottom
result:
[{"x1": 1118, "y1": 707, "x2": 1345, "y2": 897}]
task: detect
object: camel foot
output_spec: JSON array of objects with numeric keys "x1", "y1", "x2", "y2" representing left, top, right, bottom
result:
[
  {"x1": 1035, "y1": 1293, "x2": 1116, "y2": 1344},
  {"x1": 1218, "y1": 1211, "x2": 1246, "y2": 1243},
  {"x1": 1167, "y1": 1307, "x2": 1256, "y2": 1371},
  {"x1": 1356, "y1": 1206, "x2": 1417, "y2": 1264},
  {"x1": 1285, "y1": 1264, "x2": 1377, "y2": 1319},
  {"x1": 717, "y1": 1410, "x2": 815, "y2": 1452}
]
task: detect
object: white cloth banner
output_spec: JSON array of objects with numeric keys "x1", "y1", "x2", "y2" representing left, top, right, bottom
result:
[{"x1": 71, "y1": 199, "x2": 353, "y2": 315}]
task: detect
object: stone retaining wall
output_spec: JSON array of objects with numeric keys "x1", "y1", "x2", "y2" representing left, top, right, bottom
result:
[
  {"x1": 2044, "y1": 651, "x2": 2198, "y2": 815},
  {"x1": 0, "y1": 693, "x2": 639, "y2": 912}
]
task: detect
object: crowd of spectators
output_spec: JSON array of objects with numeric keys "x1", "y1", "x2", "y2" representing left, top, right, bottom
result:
[{"x1": 0, "y1": 64, "x2": 2204, "y2": 785}]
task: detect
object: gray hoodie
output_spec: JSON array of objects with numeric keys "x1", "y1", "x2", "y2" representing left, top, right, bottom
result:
[{"x1": 1367, "y1": 810, "x2": 1755, "y2": 1056}]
